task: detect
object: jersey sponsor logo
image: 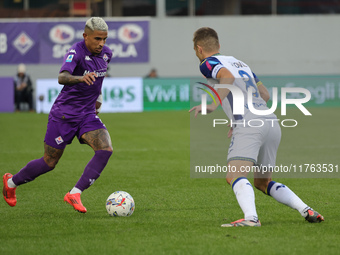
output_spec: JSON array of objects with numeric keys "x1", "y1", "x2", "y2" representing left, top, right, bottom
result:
[
  {"x1": 103, "y1": 53, "x2": 108, "y2": 62},
  {"x1": 55, "y1": 136, "x2": 64, "y2": 145},
  {"x1": 85, "y1": 56, "x2": 92, "y2": 61},
  {"x1": 83, "y1": 70, "x2": 106, "y2": 77},
  {"x1": 66, "y1": 54, "x2": 74, "y2": 62}
]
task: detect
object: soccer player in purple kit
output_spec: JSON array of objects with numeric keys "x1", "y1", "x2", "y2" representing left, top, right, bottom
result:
[{"x1": 3, "y1": 17, "x2": 112, "y2": 213}]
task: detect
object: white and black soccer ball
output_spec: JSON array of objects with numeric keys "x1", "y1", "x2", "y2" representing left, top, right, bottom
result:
[{"x1": 106, "y1": 191, "x2": 135, "y2": 217}]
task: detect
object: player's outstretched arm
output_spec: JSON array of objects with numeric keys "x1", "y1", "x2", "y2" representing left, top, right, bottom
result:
[
  {"x1": 189, "y1": 68, "x2": 234, "y2": 118},
  {"x1": 189, "y1": 104, "x2": 217, "y2": 118},
  {"x1": 58, "y1": 71, "x2": 98, "y2": 86}
]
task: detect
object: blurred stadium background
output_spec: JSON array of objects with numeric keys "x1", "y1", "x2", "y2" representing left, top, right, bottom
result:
[
  {"x1": 1, "y1": 2, "x2": 339, "y2": 254},
  {"x1": 0, "y1": 0, "x2": 340, "y2": 113}
]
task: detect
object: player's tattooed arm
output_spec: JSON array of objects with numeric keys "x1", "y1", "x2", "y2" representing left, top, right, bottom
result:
[
  {"x1": 58, "y1": 71, "x2": 82, "y2": 85},
  {"x1": 58, "y1": 71, "x2": 98, "y2": 86}
]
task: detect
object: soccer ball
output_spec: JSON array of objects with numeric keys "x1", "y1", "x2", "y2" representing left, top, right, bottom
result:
[{"x1": 106, "y1": 191, "x2": 135, "y2": 217}]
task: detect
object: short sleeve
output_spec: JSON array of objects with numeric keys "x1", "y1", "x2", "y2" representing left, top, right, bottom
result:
[
  {"x1": 59, "y1": 47, "x2": 79, "y2": 74},
  {"x1": 199, "y1": 57, "x2": 223, "y2": 79}
]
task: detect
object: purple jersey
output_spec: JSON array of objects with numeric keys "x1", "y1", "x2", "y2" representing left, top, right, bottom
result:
[{"x1": 50, "y1": 40, "x2": 112, "y2": 121}]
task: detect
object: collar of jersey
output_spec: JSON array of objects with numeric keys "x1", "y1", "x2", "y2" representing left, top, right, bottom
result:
[
  {"x1": 211, "y1": 53, "x2": 221, "y2": 57},
  {"x1": 200, "y1": 53, "x2": 221, "y2": 65}
]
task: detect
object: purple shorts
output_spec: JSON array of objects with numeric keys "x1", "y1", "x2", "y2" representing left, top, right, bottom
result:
[{"x1": 44, "y1": 114, "x2": 107, "y2": 150}]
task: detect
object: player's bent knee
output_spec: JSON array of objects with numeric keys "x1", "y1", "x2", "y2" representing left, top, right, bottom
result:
[
  {"x1": 43, "y1": 152, "x2": 63, "y2": 168},
  {"x1": 43, "y1": 143, "x2": 63, "y2": 168},
  {"x1": 43, "y1": 156, "x2": 58, "y2": 169}
]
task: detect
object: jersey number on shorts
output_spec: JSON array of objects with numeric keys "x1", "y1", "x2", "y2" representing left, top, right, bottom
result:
[{"x1": 238, "y1": 70, "x2": 259, "y2": 98}]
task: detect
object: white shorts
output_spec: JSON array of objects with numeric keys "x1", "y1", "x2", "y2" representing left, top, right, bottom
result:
[{"x1": 227, "y1": 119, "x2": 281, "y2": 168}]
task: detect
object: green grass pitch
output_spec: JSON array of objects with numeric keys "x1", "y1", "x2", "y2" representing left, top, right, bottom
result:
[{"x1": 0, "y1": 108, "x2": 339, "y2": 255}]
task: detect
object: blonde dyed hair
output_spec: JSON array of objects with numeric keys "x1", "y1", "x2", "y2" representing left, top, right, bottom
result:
[{"x1": 85, "y1": 17, "x2": 108, "y2": 32}]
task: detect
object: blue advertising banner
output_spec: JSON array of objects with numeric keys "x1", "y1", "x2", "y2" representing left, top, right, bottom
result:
[{"x1": 0, "y1": 19, "x2": 149, "y2": 64}]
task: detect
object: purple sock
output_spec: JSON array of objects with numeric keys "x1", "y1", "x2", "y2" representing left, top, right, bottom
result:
[
  {"x1": 12, "y1": 157, "x2": 54, "y2": 186},
  {"x1": 75, "y1": 150, "x2": 112, "y2": 191}
]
